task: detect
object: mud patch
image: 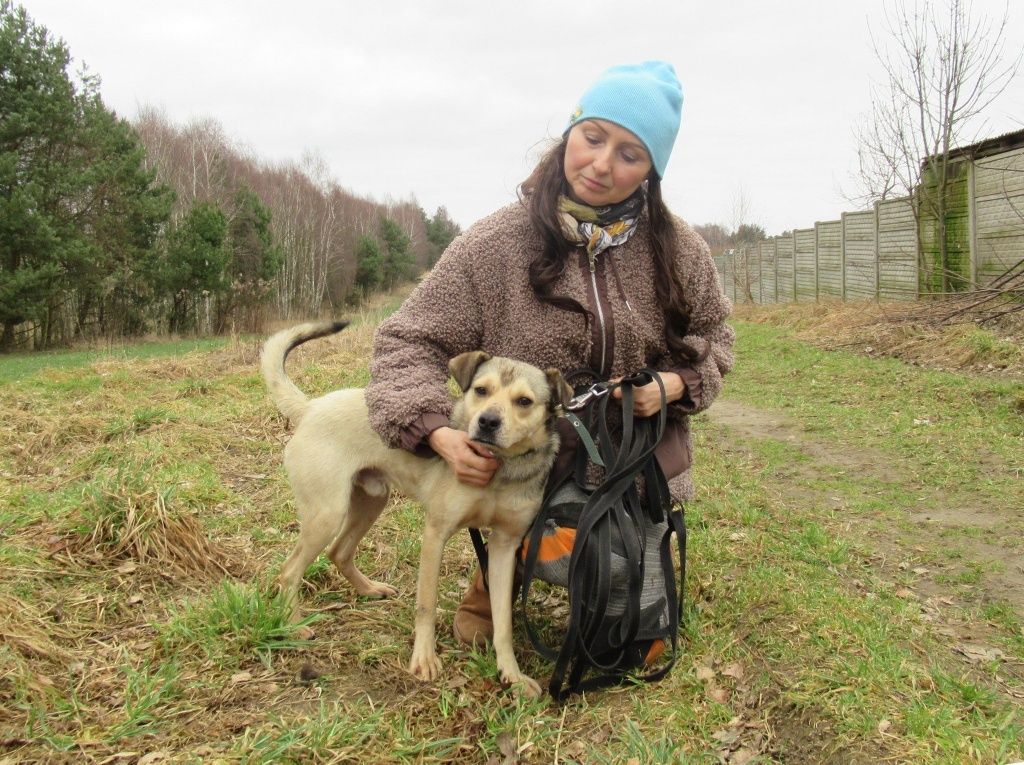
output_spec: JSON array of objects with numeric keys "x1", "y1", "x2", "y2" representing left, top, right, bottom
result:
[
  {"x1": 706, "y1": 398, "x2": 1024, "y2": 613},
  {"x1": 707, "y1": 400, "x2": 905, "y2": 484},
  {"x1": 763, "y1": 692, "x2": 879, "y2": 765}
]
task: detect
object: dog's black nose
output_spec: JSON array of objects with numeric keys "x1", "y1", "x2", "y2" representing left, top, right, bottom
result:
[{"x1": 477, "y1": 411, "x2": 502, "y2": 433}]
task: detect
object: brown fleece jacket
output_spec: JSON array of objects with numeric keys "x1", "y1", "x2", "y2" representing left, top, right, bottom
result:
[{"x1": 366, "y1": 200, "x2": 734, "y2": 500}]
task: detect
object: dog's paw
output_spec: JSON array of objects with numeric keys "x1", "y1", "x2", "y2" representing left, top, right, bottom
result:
[
  {"x1": 357, "y1": 580, "x2": 399, "y2": 599},
  {"x1": 501, "y1": 670, "x2": 543, "y2": 699},
  {"x1": 408, "y1": 649, "x2": 443, "y2": 682}
]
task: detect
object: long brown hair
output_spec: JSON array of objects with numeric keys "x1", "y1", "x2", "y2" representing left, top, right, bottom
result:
[{"x1": 518, "y1": 137, "x2": 706, "y2": 363}]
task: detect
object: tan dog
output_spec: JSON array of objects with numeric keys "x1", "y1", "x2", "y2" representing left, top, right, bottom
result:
[{"x1": 261, "y1": 321, "x2": 570, "y2": 698}]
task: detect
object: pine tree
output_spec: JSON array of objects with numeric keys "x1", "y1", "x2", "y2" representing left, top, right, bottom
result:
[
  {"x1": 379, "y1": 217, "x2": 414, "y2": 288},
  {"x1": 70, "y1": 89, "x2": 174, "y2": 337},
  {"x1": 424, "y1": 206, "x2": 461, "y2": 265},
  {"x1": 0, "y1": 2, "x2": 172, "y2": 348},
  {"x1": 157, "y1": 202, "x2": 228, "y2": 333},
  {"x1": 353, "y1": 234, "x2": 384, "y2": 294},
  {"x1": 0, "y1": 2, "x2": 78, "y2": 348},
  {"x1": 215, "y1": 186, "x2": 282, "y2": 330}
]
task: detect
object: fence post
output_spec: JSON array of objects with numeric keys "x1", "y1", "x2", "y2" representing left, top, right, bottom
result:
[
  {"x1": 814, "y1": 222, "x2": 820, "y2": 301},
  {"x1": 967, "y1": 159, "x2": 979, "y2": 286},
  {"x1": 792, "y1": 234, "x2": 797, "y2": 304},
  {"x1": 772, "y1": 238, "x2": 778, "y2": 303},
  {"x1": 757, "y1": 242, "x2": 763, "y2": 304},
  {"x1": 840, "y1": 212, "x2": 847, "y2": 300},
  {"x1": 874, "y1": 201, "x2": 881, "y2": 300}
]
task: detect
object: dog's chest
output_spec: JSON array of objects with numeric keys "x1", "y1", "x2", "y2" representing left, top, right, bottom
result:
[{"x1": 460, "y1": 486, "x2": 540, "y2": 533}]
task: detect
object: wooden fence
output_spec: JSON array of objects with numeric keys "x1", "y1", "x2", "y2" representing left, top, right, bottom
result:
[{"x1": 716, "y1": 198, "x2": 919, "y2": 304}]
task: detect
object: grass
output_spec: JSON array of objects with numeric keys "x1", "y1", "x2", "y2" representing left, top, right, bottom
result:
[
  {"x1": 0, "y1": 295, "x2": 1021, "y2": 762},
  {"x1": 725, "y1": 321, "x2": 1024, "y2": 507},
  {"x1": 0, "y1": 337, "x2": 230, "y2": 385},
  {"x1": 159, "y1": 579, "x2": 318, "y2": 667},
  {"x1": 105, "y1": 660, "x2": 183, "y2": 741}
]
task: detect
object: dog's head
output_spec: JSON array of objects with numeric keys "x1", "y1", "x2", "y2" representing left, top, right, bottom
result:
[{"x1": 448, "y1": 352, "x2": 572, "y2": 458}]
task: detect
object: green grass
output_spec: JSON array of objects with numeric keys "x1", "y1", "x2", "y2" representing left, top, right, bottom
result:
[
  {"x1": 105, "y1": 661, "x2": 182, "y2": 741},
  {"x1": 232, "y1": 700, "x2": 388, "y2": 763},
  {"x1": 687, "y1": 482, "x2": 1020, "y2": 760},
  {"x1": 1, "y1": 304, "x2": 1022, "y2": 763},
  {"x1": 159, "y1": 579, "x2": 318, "y2": 668},
  {"x1": 726, "y1": 321, "x2": 1024, "y2": 506},
  {"x1": 963, "y1": 326, "x2": 1023, "y2": 364},
  {"x1": 0, "y1": 336, "x2": 230, "y2": 384}
]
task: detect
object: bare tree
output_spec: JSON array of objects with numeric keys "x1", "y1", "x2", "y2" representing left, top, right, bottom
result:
[
  {"x1": 854, "y1": 0, "x2": 1019, "y2": 291},
  {"x1": 693, "y1": 223, "x2": 730, "y2": 255},
  {"x1": 729, "y1": 186, "x2": 758, "y2": 303},
  {"x1": 134, "y1": 110, "x2": 438, "y2": 323}
]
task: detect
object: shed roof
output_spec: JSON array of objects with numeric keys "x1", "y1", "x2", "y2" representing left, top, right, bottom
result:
[{"x1": 933, "y1": 128, "x2": 1024, "y2": 163}]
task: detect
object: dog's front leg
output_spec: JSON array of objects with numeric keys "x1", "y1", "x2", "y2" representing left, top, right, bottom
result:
[
  {"x1": 488, "y1": 531, "x2": 542, "y2": 698},
  {"x1": 408, "y1": 520, "x2": 449, "y2": 682}
]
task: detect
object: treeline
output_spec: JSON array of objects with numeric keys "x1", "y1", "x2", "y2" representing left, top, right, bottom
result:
[
  {"x1": 133, "y1": 110, "x2": 459, "y2": 332},
  {"x1": 0, "y1": 2, "x2": 459, "y2": 351},
  {"x1": 692, "y1": 222, "x2": 767, "y2": 257}
]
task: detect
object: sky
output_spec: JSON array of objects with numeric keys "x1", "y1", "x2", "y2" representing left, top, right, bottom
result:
[{"x1": 19, "y1": 0, "x2": 1024, "y2": 236}]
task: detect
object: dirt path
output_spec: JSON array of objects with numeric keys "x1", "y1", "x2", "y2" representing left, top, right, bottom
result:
[
  {"x1": 706, "y1": 398, "x2": 1024, "y2": 610},
  {"x1": 705, "y1": 398, "x2": 1024, "y2": 700}
]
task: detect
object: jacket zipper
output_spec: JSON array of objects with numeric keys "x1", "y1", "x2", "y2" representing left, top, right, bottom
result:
[{"x1": 587, "y1": 250, "x2": 609, "y2": 377}]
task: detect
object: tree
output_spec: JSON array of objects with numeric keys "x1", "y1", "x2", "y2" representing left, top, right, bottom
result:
[
  {"x1": 157, "y1": 202, "x2": 228, "y2": 333},
  {"x1": 353, "y1": 234, "x2": 384, "y2": 295},
  {"x1": 731, "y1": 223, "x2": 766, "y2": 247},
  {"x1": 69, "y1": 88, "x2": 174, "y2": 338},
  {"x1": 0, "y1": 2, "x2": 173, "y2": 348},
  {"x1": 725, "y1": 187, "x2": 764, "y2": 303},
  {"x1": 693, "y1": 223, "x2": 730, "y2": 255},
  {"x1": 0, "y1": 1, "x2": 78, "y2": 349},
  {"x1": 215, "y1": 186, "x2": 282, "y2": 331},
  {"x1": 854, "y1": 0, "x2": 1019, "y2": 292},
  {"x1": 379, "y1": 216, "x2": 414, "y2": 288},
  {"x1": 424, "y1": 206, "x2": 461, "y2": 264}
]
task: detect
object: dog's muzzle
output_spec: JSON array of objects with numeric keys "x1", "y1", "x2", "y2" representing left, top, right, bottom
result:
[{"x1": 471, "y1": 409, "x2": 503, "y2": 444}]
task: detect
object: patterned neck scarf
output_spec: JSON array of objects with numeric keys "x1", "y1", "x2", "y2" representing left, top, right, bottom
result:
[{"x1": 557, "y1": 189, "x2": 645, "y2": 258}]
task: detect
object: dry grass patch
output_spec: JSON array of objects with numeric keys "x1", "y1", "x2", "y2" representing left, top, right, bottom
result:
[
  {"x1": 69, "y1": 460, "x2": 234, "y2": 577},
  {"x1": 0, "y1": 593, "x2": 74, "y2": 666},
  {"x1": 734, "y1": 300, "x2": 1024, "y2": 377}
]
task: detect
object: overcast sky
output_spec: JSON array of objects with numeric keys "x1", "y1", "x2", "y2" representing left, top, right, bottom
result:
[{"x1": 20, "y1": 0, "x2": 1024, "y2": 236}]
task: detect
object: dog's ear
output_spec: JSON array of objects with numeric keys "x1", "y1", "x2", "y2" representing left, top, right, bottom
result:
[
  {"x1": 545, "y1": 368, "x2": 574, "y2": 411},
  {"x1": 449, "y1": 351, "x2": 492, "y2": 392}
]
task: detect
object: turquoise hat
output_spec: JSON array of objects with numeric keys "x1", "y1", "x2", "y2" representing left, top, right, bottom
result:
[{"x1": 566, "y1": 61, "x2": 683, "y2": 178}]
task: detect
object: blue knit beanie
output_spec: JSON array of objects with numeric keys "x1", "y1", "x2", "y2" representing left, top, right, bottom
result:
[{"x1": 565, "y1": 61, "x2": 683, "y2": 178}]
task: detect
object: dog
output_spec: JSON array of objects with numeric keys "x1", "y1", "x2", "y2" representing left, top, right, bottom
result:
[{"x1": 260, "y1": 321, "x2": 570, "y2": 698}]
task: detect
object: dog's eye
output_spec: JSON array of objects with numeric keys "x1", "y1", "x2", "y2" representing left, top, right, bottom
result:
[
  {"x1": 473, "y1": 386, "x2": 488, "y2": 397},
  {"x1": 516, "y1": 396, "x2": 533, "y2": 407}
]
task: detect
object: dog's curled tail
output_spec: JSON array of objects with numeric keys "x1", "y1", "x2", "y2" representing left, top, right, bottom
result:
[{"x1": 260, "y1": 320, "x2": 349, "y2": 424}]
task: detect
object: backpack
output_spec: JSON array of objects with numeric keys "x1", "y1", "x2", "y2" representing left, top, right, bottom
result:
[{"x1": 518, "y1": 369, "x2": 687, "y2": 700}]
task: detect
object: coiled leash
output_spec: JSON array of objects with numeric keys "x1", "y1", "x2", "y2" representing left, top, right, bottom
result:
[{"x1": 519, "y1": 369, "x2": 687, "y2": 700}]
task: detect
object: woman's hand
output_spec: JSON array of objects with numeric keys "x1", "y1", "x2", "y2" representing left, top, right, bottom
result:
[
  {"x1": 428, "y1": 426, "x2": 501, "y2": 486},
  {"x1": 611, "y1": 372, "x2": 685, "y2": 417}
]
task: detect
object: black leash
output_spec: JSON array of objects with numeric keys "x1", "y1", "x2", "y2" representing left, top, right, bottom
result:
[
  {"x1": 517, "y1": 369, "x2": 687, "y2": 700},
  {"x1": 468, "y1": 526, "x2": 489, "y2": 590}
]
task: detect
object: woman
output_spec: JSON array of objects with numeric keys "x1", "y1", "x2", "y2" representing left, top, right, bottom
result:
[{"x1": 366, "y1": 61, "x2": 734, "y2": 645}]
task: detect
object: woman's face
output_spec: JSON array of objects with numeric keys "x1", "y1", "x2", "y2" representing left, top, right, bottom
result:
[{"x1": 563, "y1": 119, "x2": 653, "y2": 207}]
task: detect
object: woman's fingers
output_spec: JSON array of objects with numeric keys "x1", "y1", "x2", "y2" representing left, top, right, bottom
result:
[
  {"x1": 429, "y1": 426, "x2": 500, "y2": 485},
  {"x1": 610, "y1": 373, "x2": 685, "y2": 416}
]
